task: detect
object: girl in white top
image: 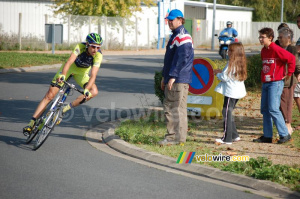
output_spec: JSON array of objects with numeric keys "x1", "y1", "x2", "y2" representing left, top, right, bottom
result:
[{"x1": 214, "y1": 42, "x2": 247, "y2": 144}]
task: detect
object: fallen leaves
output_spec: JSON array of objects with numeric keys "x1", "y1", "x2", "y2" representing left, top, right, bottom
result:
[
  {"x1": 225, "y1": 151, "x2": 238, "y2": 156},
  {"x1": 215, "y1": 141, "x2": 221, "y2": 146}
]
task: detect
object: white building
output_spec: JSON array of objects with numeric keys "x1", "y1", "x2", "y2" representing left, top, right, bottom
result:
[{"x1": 0, "y1": 0, "x2": 259, "y2": 49}]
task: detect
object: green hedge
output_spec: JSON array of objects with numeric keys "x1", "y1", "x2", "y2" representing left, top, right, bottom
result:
[{"x1": 154, "y1": 54, "x2": 262, "y2": 102}]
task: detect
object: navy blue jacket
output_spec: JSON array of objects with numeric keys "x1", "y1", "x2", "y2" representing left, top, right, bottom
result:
[{"x1": 162, "y1": 25, "x2": 194, "y2": 84}]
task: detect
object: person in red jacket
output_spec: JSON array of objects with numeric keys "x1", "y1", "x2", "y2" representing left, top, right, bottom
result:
[{"x1": 253, "y1": 27, "x2": 295, "y2": 144}]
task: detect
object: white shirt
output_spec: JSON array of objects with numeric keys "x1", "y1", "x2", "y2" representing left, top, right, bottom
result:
[{"x1": 214, "y1": 63, "x2": 246, "y2": 99}]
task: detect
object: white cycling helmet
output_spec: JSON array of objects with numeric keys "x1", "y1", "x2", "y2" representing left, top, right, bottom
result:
[{"x1": 226, "y1": 21, "x2": 233, "y2": 25}]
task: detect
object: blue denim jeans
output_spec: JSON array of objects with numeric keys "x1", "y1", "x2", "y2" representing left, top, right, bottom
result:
[{"x1": 261, "y1": 80, "x2": 289, "y2": 138}]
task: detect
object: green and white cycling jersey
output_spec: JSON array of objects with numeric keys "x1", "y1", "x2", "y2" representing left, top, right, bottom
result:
[{"x1": 51, "y1": 43, "x2": 103, "y2": 88}]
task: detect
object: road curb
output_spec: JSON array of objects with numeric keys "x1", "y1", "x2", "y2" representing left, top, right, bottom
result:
[{"x1": 86, "y1": 117, "x2": 300, "y2": 199}]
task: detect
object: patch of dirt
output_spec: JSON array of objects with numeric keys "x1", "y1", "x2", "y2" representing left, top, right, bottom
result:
[{"x1": 189, "y1": 91, "x2": 300, "y2": 167}]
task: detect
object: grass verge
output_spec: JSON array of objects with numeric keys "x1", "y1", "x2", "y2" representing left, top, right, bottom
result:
[
  {"x1": 0, "y1": 52, "x2": 69, "y2": 69},
  {"x1": 115, "y1": 90, "x2": 300, "y2": 192}
]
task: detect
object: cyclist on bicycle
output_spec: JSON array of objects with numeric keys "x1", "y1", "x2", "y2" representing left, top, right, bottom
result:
[{"x1": 23, "y1": 33, "x2": 103, "y2": 136}]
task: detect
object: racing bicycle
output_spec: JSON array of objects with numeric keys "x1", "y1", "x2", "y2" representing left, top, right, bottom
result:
[{"x1": 25, "y1": 74, "x2": 85, "y2": 150}]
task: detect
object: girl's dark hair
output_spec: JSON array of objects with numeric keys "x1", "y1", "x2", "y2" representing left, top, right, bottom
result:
[
  {"x1": 259, "y1": 27, "x2": 274, "y2": 41},
  {"x1": 227, "y1": 42, "x2": 247, "y2": 81},
  {"x1": 277, "y1": 23, "x2": 289, "y2": 31}
]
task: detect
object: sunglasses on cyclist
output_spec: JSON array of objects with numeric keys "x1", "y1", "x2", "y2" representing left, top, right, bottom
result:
[{"x1": 88, "y1": 44, "x2": 101, "y2": 49}]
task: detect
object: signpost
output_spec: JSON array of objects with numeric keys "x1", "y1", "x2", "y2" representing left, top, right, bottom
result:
[
  {"x1": 157, "y1": 0, "x2": 173, "y2": 49},
  {"x1": 45, "y1": 24, "x2": 63, "y2": 54},
  {"x1": 187, "y1": 58, "x2": 224, "y2": 119}
]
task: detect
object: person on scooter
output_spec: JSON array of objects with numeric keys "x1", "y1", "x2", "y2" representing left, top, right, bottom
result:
[
  {"x1": 218, "y1": 21, "x2": 238, "y2": 59},
  {"x1": 220, "y1": 21, "x2": 238, "y2": 38}
]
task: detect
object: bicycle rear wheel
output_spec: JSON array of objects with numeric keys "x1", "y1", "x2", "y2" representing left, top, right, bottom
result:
[{"x1": 33, "y1": 109, "x2": 61, "y2": 150}]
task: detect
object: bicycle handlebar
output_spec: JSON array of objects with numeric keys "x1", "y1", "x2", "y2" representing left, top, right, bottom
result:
[{"x1": 62, "y1": 80, "x2": 84, "y2": 95}]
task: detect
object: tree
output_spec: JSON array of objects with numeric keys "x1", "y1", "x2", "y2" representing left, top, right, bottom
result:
[
  {"x1": 52, "y1": 0, "x2": 156, "y2": 17},
  {"x1": 201, "y1": 0, "x2": 300, "y2": 22}
]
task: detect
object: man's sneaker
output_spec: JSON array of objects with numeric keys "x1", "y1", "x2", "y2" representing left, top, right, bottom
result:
[
  {"x1": 158, "y1": 139, "x2": 179, "y2": 146},
  {"x1": 253, "y1": 136, "x2": 272, "y2": 143},
  {"x1": 62, "y1": 104, "x2": 71, "y2": 114},
  {"x1": 277, "y1": 134, "x2": 291, "y2": 144},
  {"x1": 56, "y1": 104, "x2": 70, "y2": 125},
  {"x1": 22, "y1": 120, "x2": 35, "y2": 136},
  {"x1": 233, "y1": 137, "x2": 241, "y2": 142},
  {"x1": 215, "y1": 138, "x2": 232, "y2": 145}
]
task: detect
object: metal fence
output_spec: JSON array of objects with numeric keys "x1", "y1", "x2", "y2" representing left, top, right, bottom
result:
[{"x1": 1, "y1": 12, "x2": 300, "y2": 51}]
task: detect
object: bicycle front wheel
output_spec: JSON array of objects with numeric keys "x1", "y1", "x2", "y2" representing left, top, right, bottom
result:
[
  {"x1": 33, "y1": 109, "x2": 61, "y2": 150},
  {"x1": 25, "y1": 118, "x2": 42, "y2": 144}
]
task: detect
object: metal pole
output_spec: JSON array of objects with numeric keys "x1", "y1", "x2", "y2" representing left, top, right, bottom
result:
[
  {"x1": 104, "y1": 17, "x2": 108, "y2": 50},
  {"x1": 45, "y1": 14, "x2": 48, "y2": 50},
  {"x1": 136, "y1": 17, "x2": 138, "y2": 51},
  {"x1": 157, "y1": 2, "x2": 161, "y2": 49},
  {"x1": 18, "y1": 13, "x2": 22, "y2": 50},
  {"x1": 52, "y1": 24, "x2": 55, "y2": 54},
  {"x1": 280, "y1": 0, "x2": 284, "y2": 23},
  {"x1": 211, "y1": 0, "x2": 216, "y2": 50},
  {"x1": 68, "y1": 15, "x2": 71, "y2": 47},
  {"x1": 89, "y1": 16, "x2": 91, "y2": 33},
  {"x1": 122, "y1": 18, "x2": 125, "y2": 50},
  {"x1": 147, "y1": 18, "x2": 150, "y2": 49}
]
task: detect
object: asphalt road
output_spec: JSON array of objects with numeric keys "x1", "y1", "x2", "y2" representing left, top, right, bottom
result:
[{"x1": 0, "y1": 54, "x2": 266, "y2": 199}]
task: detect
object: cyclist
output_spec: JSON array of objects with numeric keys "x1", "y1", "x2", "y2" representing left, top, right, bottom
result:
[
  {"x1": 219, "y1": 21, "x2": 238, "y2": 38},
  {"x1": 23, "y1": 33, "x2": 103, "y2": 136}
]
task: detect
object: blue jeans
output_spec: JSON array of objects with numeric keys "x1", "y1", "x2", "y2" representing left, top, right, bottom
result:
[{"x1": 261, "y1": 81, "x2": 288, "y2": 138}]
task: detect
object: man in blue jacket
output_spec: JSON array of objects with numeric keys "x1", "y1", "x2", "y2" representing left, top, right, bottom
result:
[{"x1": 158, "y1": 9, "x2": 194, "y2": 146}]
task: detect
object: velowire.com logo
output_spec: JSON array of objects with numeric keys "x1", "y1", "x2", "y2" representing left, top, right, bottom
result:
[{"x1": 176, "y1": 152, "x2": 250, "y2": 164}]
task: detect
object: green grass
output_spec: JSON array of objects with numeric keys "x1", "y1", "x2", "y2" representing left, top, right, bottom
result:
[{"x1": 0, "y1": 52, "x2": 69, "y2": 69}]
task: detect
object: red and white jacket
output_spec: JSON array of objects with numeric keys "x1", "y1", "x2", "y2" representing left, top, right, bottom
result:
[{"x1": 260, "y1": 42, "x2": 295, "y2": 83}]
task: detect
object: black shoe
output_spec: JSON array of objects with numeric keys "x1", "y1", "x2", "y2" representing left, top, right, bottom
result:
[
  {"x1": 253, "y1": 136, "x2": 272, "y2": 143},
  {"x1": 277, "y1": 134, "x2": 291, "y2": 144}
]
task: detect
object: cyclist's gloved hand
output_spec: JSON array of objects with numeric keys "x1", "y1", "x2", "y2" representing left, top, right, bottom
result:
[
  {"x1": 57, "y1": 74, "x2": 65, "y2": 82},
  {"x1": 84, "y1": 89, "x2": 92, "y2": 98}
]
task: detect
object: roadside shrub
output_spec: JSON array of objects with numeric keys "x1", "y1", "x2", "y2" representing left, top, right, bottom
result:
[
  {"x1": 154, "y1": 70, "x2": 164, "y2": 104},
  {"x1": 245, "y1": 54, "x2": 262, "y2": 88}
]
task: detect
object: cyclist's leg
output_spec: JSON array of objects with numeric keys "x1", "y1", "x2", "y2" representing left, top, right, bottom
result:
[
  {"x1": 33, "y1": 86, "x2": 60, "y2": 118},
  {"x1": 23, "y1": 86, "x2": 59, "y2": 135},
  {"x1": 62, "y1": 69, "x2": 98, "y2": 113}
]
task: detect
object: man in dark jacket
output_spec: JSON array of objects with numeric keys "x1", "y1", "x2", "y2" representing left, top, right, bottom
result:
[{"x1": 158, "y1": 9, "x2": 194, "y2": 146}]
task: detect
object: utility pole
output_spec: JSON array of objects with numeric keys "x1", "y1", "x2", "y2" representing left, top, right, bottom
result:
[
  {"x1": 211, "y1": 0, "x2": 216, "y2": 50},
  {"x1": 280, "y1": 0, "x2": 284, "y2": 23}
]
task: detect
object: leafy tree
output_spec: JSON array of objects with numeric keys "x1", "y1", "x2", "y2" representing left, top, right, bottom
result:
[
  {"x1": 52, "y1": 0, "x2": 156, "y2": 17},
  {"x1": 196, "y1": 0, "x2": 300, "y2": 22}
]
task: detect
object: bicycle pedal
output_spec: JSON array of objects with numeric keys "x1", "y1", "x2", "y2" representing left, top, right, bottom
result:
[
  {"x1": 23, "y1": 131, "x2": 30, "y2": 137},
  {"x1": 23, "y1": 128, "x2": 32, "y2": 137},
  {"x1": 56, "y1": 119, "x2": 62, "y2": 125}
]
